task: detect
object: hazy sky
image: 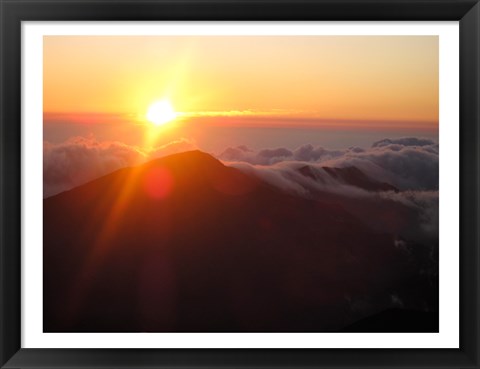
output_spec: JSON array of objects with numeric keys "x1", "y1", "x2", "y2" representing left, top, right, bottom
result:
[{"x1": 44, "y1": 36, "x2": 438, "y2": 122}]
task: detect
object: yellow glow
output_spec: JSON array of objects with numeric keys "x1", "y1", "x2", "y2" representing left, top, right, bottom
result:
[
  {"x1": 146, "y1": 100, "x2": 177, "y2": 126},
  {"x1": 44, "y1": 36, "x2": 439, "y2": 124}
]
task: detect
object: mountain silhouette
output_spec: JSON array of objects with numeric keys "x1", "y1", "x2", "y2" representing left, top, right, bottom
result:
[{"x1": 44, "y1": 150, "x2": 437, "y2": 332}]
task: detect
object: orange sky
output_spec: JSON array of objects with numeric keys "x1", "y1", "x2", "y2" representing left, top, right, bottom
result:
[{"x1": 44, "y1": 36, "x2": 438, "y2": 126}]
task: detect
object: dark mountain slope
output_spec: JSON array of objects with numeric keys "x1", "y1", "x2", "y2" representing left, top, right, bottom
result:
[{"x1": 44, "y1": 150, "x2": 436, "y2": 332}]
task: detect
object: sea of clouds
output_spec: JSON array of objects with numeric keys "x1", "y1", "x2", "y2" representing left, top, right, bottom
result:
[
  {"x1": 43, "y1": 136, "x2": 439, "y2": 239},
  {"x1": 217, "y1": 137, "x2": 439, "y2": 240},
  {"x1": 218, "y1": 137, "x2": 438, "y2": 192}
]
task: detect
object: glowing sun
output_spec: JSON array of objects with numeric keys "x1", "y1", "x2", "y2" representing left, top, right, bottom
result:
[{"x1": 146, "y1": 100, "x2": 177, "y2": 126}]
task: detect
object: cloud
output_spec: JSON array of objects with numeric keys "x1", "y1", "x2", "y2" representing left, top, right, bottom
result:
[
  {"x1": 371, "y1": 137, "x2": 436, "y2": 148},
  {"x1": 43, "y1": 136, "x2": 196, "y2": 197},
  {"x1": 378, "y1": 190, "x2": 439, "y2": 237},
  {"x1": 218, "y1": 137, "x2": 438, "y2": 191},
  {"x1": 219, "y1": 144, "x2": 347, "y2": 165}
]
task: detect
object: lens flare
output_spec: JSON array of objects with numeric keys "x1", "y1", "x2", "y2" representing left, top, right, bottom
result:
[{"x1": 143, "y1": 167, "x2": 174, "y2": 199}]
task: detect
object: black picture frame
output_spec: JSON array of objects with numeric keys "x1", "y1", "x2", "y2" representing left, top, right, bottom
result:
[{"x1": 1, "y1": 0, "x2": 479, "y2": 368}]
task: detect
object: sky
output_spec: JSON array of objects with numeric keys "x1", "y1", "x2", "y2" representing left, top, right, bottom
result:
[{"x1": 44, "y1": 36, "x2": 438, "y2": 148}]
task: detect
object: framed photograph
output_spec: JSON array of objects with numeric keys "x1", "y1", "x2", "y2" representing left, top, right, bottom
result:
[{"x1": 1, "y1": 0, "x2": 479, "y2": 368}]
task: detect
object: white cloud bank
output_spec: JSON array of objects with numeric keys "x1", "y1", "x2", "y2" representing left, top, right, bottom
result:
[
  {"x1": 43, "y1": 136, "x2": 196, "y2": 197},
  {"x1": 218, "y1": 137, "x2": 438, "y2": 192}
]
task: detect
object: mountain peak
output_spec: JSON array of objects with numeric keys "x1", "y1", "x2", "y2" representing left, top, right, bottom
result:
[
  {"x1": 142, "y1": 150, "x2": 224, "y2": 170},
  {"x1": 45, "y1": 150, "x2": 260, "y2": 202}
]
